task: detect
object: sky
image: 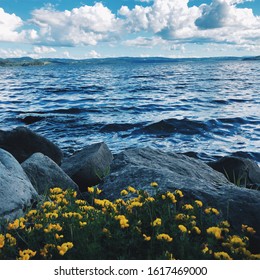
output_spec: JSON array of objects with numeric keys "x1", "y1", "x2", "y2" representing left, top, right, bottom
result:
[{"x1": 0, "y1": 0, "x2": 259, "y2": 59}]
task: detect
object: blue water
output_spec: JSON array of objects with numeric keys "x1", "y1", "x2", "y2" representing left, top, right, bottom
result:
[{"x1": 0, "y1": 57, "x2": 259, "y2": 163}]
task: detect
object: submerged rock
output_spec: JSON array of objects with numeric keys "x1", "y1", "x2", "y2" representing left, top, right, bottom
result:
[
  {"x1": 100, "y1": 147, "x2": 260, "y2": 250},
  {"x1": 22, "y1": 153, "x2": 79, "y2": 194},
  {"x1": 0, "y1": 127, "x2": 63, "y2": 165},
  {"x1": 0, "y1": 148, "x2": 38, "y2": 220},
  {"x1": 61, "y1": 142, "x2": 113, "y2": 192},
  {"x1": 208, "y1": 156, "x2": 260, "y2": 189}
]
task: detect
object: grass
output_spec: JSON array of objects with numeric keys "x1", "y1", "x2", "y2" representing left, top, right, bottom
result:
[{"x1": 0, "y1": 183, "x2": 259, "y2": 260}]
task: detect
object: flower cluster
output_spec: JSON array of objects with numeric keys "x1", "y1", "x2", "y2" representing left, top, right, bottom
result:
[{"x1": 0, "y1": 184, "x2": 258, "y2": 260}]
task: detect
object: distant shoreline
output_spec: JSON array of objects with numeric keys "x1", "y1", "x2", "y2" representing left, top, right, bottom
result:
[{"x1": 0, "y1": 55, "x2": 259, "y2": 67}]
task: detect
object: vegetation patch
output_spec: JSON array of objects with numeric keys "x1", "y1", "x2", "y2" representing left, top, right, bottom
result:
[{"x1": 0, "y1": 183, "x2": 259, "y2": 260}]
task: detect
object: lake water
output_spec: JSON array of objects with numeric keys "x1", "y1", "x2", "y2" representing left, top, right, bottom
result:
[{"x1": 0, "y1": 57, "x2": 259, "y2": 163}]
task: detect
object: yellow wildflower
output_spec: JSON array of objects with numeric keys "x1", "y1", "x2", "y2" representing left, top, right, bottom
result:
[
  {"x1": 75, "y1": 199, "x2": 87, "y2": 205},
  {"x1": 40, "y1": 244, "x2": 55, "y2": 258},
  {"x1": 150, "y1": 182, "x2": 158, "y2": 187},
  {"x1": 18, "y1": 249, "x2": 37, "y2": 260},
  {"x1": 120, "y1": 190, "x2": 128, "y2": 196},
  {"x1": 229, "y1": 235, "x2": 245, "y2": 247},
  {"x1": 205, "y1": 207, "x2": 219, "y2": 215},
  {"x1": 129, "y1": 201, "x2": 143, "y2": 208},
  {"x1": 55, "y1": 234, "x2": 64, "y2": 239},
  {"x1": 115, "y1": 215, "x2": 129, "y2": 228},
  {"x1": 175, "y1": 190, "x2": 184, "y2": 198},
  {"x1": 151, "y1": 218, "x2": 162, "y2": 227},
  {"x1": 214, "y1": 252, "x2": 232, "y2": 260},
  {"x1": 50, "y1": 187, "x2": 63, "y2": 194},
  {"x1": 175, "y1": 213, "x2": 186, "y2": 221},
  {"x1": 156, "y1": 233, "x2": 173, "y2": 242},
  {"x1": 166, "y1": 192, "x2": 177, "y2": 203},
  {"x1": 178, "y1": 225, "x2": 187, "y2": 233},
  {"x1": 87, "y1": 187, "x2": 94, "y2": 193},
  {"x1": 143, "y1": 234, "x2": 151, "y2": 241},
  {"x1": 44, "y1": 223, "x2": 62, "y2": 233},
  {"x1": 79, "y1": 221, "x2": 87, "y2": 227},
  {"x1": 127, "y1": 186, "x2": 137, "y2": 193},
  {"x1": 26, "y1": 210, "x2": 38, "y2": 217},
  {"x1": 202, "y1": 246, "x2": 209, "y2": 254},
  {"x1": 161, "y1": 195, "x2": 166, "y2": 200},
  {"x1": 80, "y1": 205, "x2": 95, "y2": 212},
  {"x1": 211, "y1": 208, "x2": 219, "y2": 215},
  {"x1": 194, "y1": 200, "x2": 203, "y2": 207},
  {"x1": 57, "y1": 242, "x2": 73, "y2": 256},
  {"x1": 96, "y1": 188, "x2": 102, "y2": 195},
  {"x1": 7, "y1": 219, "x2": 19, "y2": 230},
  {"x1": 145, "y1": 197, "x2": 155, "y2": 202},
  {"x1": 246, "y1": 227, "x2": 256, "y2": 234},
  {"x1": 115, "y1": 199, "x2": 126, "y2": 206},
  {"x1": 5, "y1": 233, "x2": 16, "y2": 246},
  {"x1": 0, "y1": 234, "x2": 5, "y2": 248},
  {"x1": 182, "y1": 204, "x2": 194, "y2": 211},
  {"x1": 34, "y1": 223, "x2": 43, "y2": 230},
  {"x1": 192, "y1": 226, "x2": 201, "y2": 235},
  {"x1": 45, "y1": 212, "x2": 59, "y2": 219},
  {"x1": 207, "y1": 227, "x2": 222, "y2": 239},
  {"x1": 220, "y1": 221, "x2": 230, "y2": 228}
]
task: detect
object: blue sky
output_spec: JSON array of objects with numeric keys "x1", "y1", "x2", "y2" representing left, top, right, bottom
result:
[{"x1": 0, "y1": 0, "x2": 259, "y2": 58}]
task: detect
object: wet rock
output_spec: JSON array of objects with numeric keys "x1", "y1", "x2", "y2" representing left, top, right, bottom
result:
[
  {"x1": 22, "y1": 153, "x2": 79, "y2": 195},
  {"x1": 61, "y1": 142, "x2": 113, "y2": 192},
  {"x1": 0, "y1": 148, "x2": 38, "y2": 220},
  {"x1": 0, "y1": 126, "x2": 63, "y2": 165},
  {"x1": 100, "y1": 147, "x2": 260, "y2": 250},
  {"x1": 208, "y1": 156, "x2": 260, "y2": 189}
]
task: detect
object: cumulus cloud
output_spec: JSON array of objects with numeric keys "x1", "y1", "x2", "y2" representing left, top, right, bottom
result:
[
  {"x1": 119, "y1": 0, "x2": 200, "y2": 38},
  {"x1": 33, "y1": 46, "x2": 56, "y2": 54},
  {"x1": 86, "y1": 50, "x2": 101, "y2": 58},
  {"x1": 0, "y1": 0, "x2": 259, "y2": 56},
  {"x1": 120, "y1": 0, "x2": 260, "y2": 47},
  {"x1": 0, "y1": 8, "x2": 25, "y2": 42},
  {"x1": 123, "y1": 36, "x2": 167, "y2": 48},
  {"x1": 0, "y1": 48, "x2": 27, "y2": 58},
  {"x1": 31, "y1": 3, "x2": 119, "y2": 46}
]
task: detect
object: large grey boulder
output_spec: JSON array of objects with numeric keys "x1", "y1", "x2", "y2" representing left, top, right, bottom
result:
[
  {"x1": 208, "y1": 156, "x2": 260, "y2": 189},
  {"x1": 22, "y1": 153, "x2": 79, "y2": 195},
  {"x1": 61, "y1": 142, "x2": 113, "y2": 191},
  {"x1": 100, "y1": 147, "x2": 260, "y2": 249},
  {"x1": 0, "y1": 126, "x2": 63, "y2": 165},
  {"x1": 0, "y1": 148, "x2": 38, "y2": 220}
]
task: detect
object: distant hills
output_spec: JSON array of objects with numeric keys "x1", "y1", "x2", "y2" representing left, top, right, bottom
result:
[{"x1": 0, "y1": 55, "x2": 259, "y2": 67}]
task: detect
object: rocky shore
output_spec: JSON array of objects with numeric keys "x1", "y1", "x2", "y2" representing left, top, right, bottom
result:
[{"x1": 1, "y1": 127, "x2": 260, "y2": 250}]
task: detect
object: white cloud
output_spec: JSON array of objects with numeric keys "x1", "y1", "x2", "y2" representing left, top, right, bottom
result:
[
  {"x1": 86, "y1": 50, "x2": 101, "y2": 58},
  {"x1": 0, "y1": 48, "x2": 27, "y2": 58},
  {"x1": 0, "y1": 8, "x2": 25, "y2": 42},
  {"x1": 120, "y1": 0, "x2": 260, "y2": 47},
  {"x1": 123, "y1": 36, "x2": 167, "y2": 48},
  {"x1": 33, "y1": 46, "x2": 56, "y2": 54},
  {"x1": 119, "y1": 0, "x2": 200, "y2": 38},
  {"x1": 31, "y1": 3, "x2": 119, "y2": 46},
  {"x1": 0, "y1": 1, "x2": 259, "y2": 57}
]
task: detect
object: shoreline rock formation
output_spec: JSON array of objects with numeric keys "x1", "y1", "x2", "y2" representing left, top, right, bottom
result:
[{"x1": 0, "y1": 127, "x2": 259, "y2": 250}]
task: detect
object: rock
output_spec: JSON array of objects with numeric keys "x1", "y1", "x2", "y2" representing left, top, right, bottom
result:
[
  {"x1": 61, "y1": 142, "x2": 113, "y2": 191},
  {"x1": 100, "y1": 147, "x2": 260, "y2": 251},
  {"x1": 0, "y1": 148, "x2": 38, "y2": 220},
  {"x1": 22, "y1": 153, "x2": 79, "y2": 195},
  {"x1": 208, "y1": 156, "x2": 260, "y2": 189},
  {"x1": 0, "y1": 126, "x2": 63, "y2": 165}
]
